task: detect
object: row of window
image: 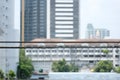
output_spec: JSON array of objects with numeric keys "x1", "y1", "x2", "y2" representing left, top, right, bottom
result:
[
  {"x1": 0, "y1": 5, "x2": 8, "y2": 29},
  {"x1": 28, "y1": 56, "x2": 120, "y2": 62},
  {"x1": 25, "y1": 19, "x2": 46, "y2": 22},
  {"x1": 26, "y1": 49, "x2": 113, "y2": 53},
  {"x1": 28, "y1": 54, "x2": 117, "y2": 58}
]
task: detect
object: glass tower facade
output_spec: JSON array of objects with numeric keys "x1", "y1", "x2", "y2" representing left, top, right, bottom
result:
[{"x1": 24, "y1": 0, "x2": 47, "y2": 41}]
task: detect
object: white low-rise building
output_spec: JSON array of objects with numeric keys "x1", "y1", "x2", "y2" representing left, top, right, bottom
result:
[{"x1": 25, "y1": 39, "x2": 120, "y2": 72}]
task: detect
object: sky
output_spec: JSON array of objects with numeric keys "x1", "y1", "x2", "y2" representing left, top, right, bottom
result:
[
  {"x1": 14, "y1": 0, "x2": 20, "y2": 30},
  {"x1": 81, "y1": 0, "x2": 120, "y2": 39},
  {"x1": 15, "y1": 0, "x2": 120, "y2": 39}
]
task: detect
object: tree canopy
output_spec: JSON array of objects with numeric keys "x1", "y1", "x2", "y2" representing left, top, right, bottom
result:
[
  {"x1": 94, "y1": 60, "x2": 113, "y2": 72},
  {"x1": 17, "y1": 48, "x2": 34, "y2": 79},
  {"x1": 0, "y1": 69, "x2": 4, "y2": 79},
  {"x1": 52, "y1": 59, "x2": 78, "y2": 72},
  {"x1": 101, "y1": 49, "x2": 109, "y2": 54},
  {"x1": 114, "y1": 67, "x2": 120, "y2": 73},
  {"x1": 7, "y1": 70, "x2": 16, "y2": 80}
]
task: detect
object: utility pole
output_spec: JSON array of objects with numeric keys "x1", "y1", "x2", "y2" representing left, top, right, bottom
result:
[{"x1": 21, "y1": 0, "x2": 25, "y2": 47}]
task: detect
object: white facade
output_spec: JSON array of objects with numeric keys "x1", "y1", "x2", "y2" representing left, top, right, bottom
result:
[
  {"x1": 0, "y1": 0, "x2": 20, "y2": 74},
  {"x1": 50, "y1": 0, "x2": 80, "y2": 39},
  {"x1": 25, "y1": 43, "x2": 120, "y2": 72},
  {"x1": 54, "y1": 0, "x2": 74, "y2": 38}
]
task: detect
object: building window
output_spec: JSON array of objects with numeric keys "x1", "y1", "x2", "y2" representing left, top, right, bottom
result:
[
  {"x1": 5, "y1": 25, "x2": 8, "y2": 28},
  {"x1": 26, "y1": 50, "x2": 29, "y2": 52},
  {"x1": 65, "y1": 50, "x2": 69, "y2": 52},
  {"x1": 95, "y1": 50, "x2": 101, "y2": 53},
  {"x1": 89, "y1": 55, "x2": 93, "y2": 57},
  {"x1": 42, "y1": 50, "x2": 44, "y2": 53},
  {"x1": 115, "y1": 64, "x2": 119, "y2": 67},
  {"x1": 6, "y1": 7, "x2": 8, "y2": 10},
  {"x1": 109, "y1": 50, "x2": 113, "y2": 53},
  {"x1": 33, "y1": 50, "x2": 37, "y2": 52},
  {"x1": 84, "y1": 55, "x2": 88, "y2": 57},
  {"x1": 115, "y1": 55, "x2": 119, "y2": 58},
  {"x1": 89, "y1": 50, "x2": 94, "y2": 52},
  {"x1": 83, "y1": 50, "x2": 87, "y2": 52},
  {"x1": 89, "y1": 61, "x2": 94, "y2": 63},
  {"x1": 6, "y1": 16, "x2": 8, "y2": 19},
  {"x1": 102, "y1": 55, "x2": 106, "y2": 57},
  {"x1": 95, "y1": 55, "x2": 101, "y2": 57},
  {"x1": 29, "y1": 50, "x2": 31, "y2": 53},
  {"x1": 78, "y1": 50, "x2": 81, "y2": 52},
  {"x1": 59, "y1": 50, "x2": 63, "y2": 52}
]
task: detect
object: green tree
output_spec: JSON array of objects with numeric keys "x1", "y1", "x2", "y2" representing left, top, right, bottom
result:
[
  {"x1": 8, "y1": 70, "x2": 15, "y2": 80},
  {"x1": 52, "y1": 59, "x2": 78, "y2": 72},
  {"x1": 52, "y1": 59, "x2": 69, "y2": 72},
  {"x1": 17, "y1": 48, "x2": 34, "y2": 79},
  {"x1": 52, "y1": 61, "x2": 59, "y2": 72},
  {"x1": 70, "y1": 63, "x2": 79, "y2": 72},
  {"x1": 102, "y1": 49, "x2": 109, "y2": 59},
  {"x1": 0, "y1": 69, "x2": 4, "y2": 80},
  {"x1": 94, "y1": 60, "x2": 113, "y2": 72},
  {"x1": 113, "y1": 67, "x2": 120, "y2": 73}
]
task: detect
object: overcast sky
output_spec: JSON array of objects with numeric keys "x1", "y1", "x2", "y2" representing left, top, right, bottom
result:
[
  {"x1": 81, "y1": 0, "x2": 120, "y2": 39},
  {"x1": 15, "y1": 0, "x2": 120, "y2": 39}
]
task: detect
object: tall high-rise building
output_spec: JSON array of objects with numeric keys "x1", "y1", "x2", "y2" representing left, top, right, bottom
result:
[
  {"x1": 0, "y1": 0, "x2": 20, "y2": 73},
  {"x1": 21, "y1": 0, "x2": 80, "y2": 42},
  {"x1": 86, "y1": 24, "x2": 110, "y2": 39},
  {"x1": 23, "y1": 0, "x2": 47, "y2": 42},
  {"x1": 50, "y1": 0, "x2": 80, "y2": 39}
]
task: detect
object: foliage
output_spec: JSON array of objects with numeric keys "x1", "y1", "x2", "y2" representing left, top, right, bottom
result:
[
  {"x1": 70, "y1": 63, "x2": 79, "y2": 72},
  {"x1": 94, "y1": 60, "x2": 113, "y2": 72},
  {"x1": 102, "y1": 49, "x2": 110, "y2": 59},
  {"x1": 6, "y1": 70, "x2": 16, "y2": 80},
  {"x1": 17, "y1": 48, "x2": 34, "y2": 79},
  {"x1": 8, "y1": 70, "x2": 15, "y2": 78},
  {"x1": 52, "y1": 59, "x2": 78, "y2": 72},
  {"x1": 101, "y1": 49, "x2": 109, "y2": 54},
  {"x1": 113, "y1": 67, "x2": 120, "y2": 73},
  {"x1": 0, "y1": 69, "x2": 4, "y2": 79}
]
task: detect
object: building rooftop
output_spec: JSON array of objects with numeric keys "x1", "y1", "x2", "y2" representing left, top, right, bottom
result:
[{"x1": 24, "y1": 38, "x2": 120, "y2": 48}]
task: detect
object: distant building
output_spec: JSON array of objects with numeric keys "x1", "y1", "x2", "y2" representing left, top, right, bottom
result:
[
  {"x1": 50, "y1": 0, "x2": 80, "y2": 39},
  {"x1": 25, "y1": 39, "x2": 120, "y2": 72},
  {"x1": 86, "y1": 24, "x2": 110, "y2": 39},
  {"x1": 0, "y1": 0, "x2": 20, "y2": 74}
]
